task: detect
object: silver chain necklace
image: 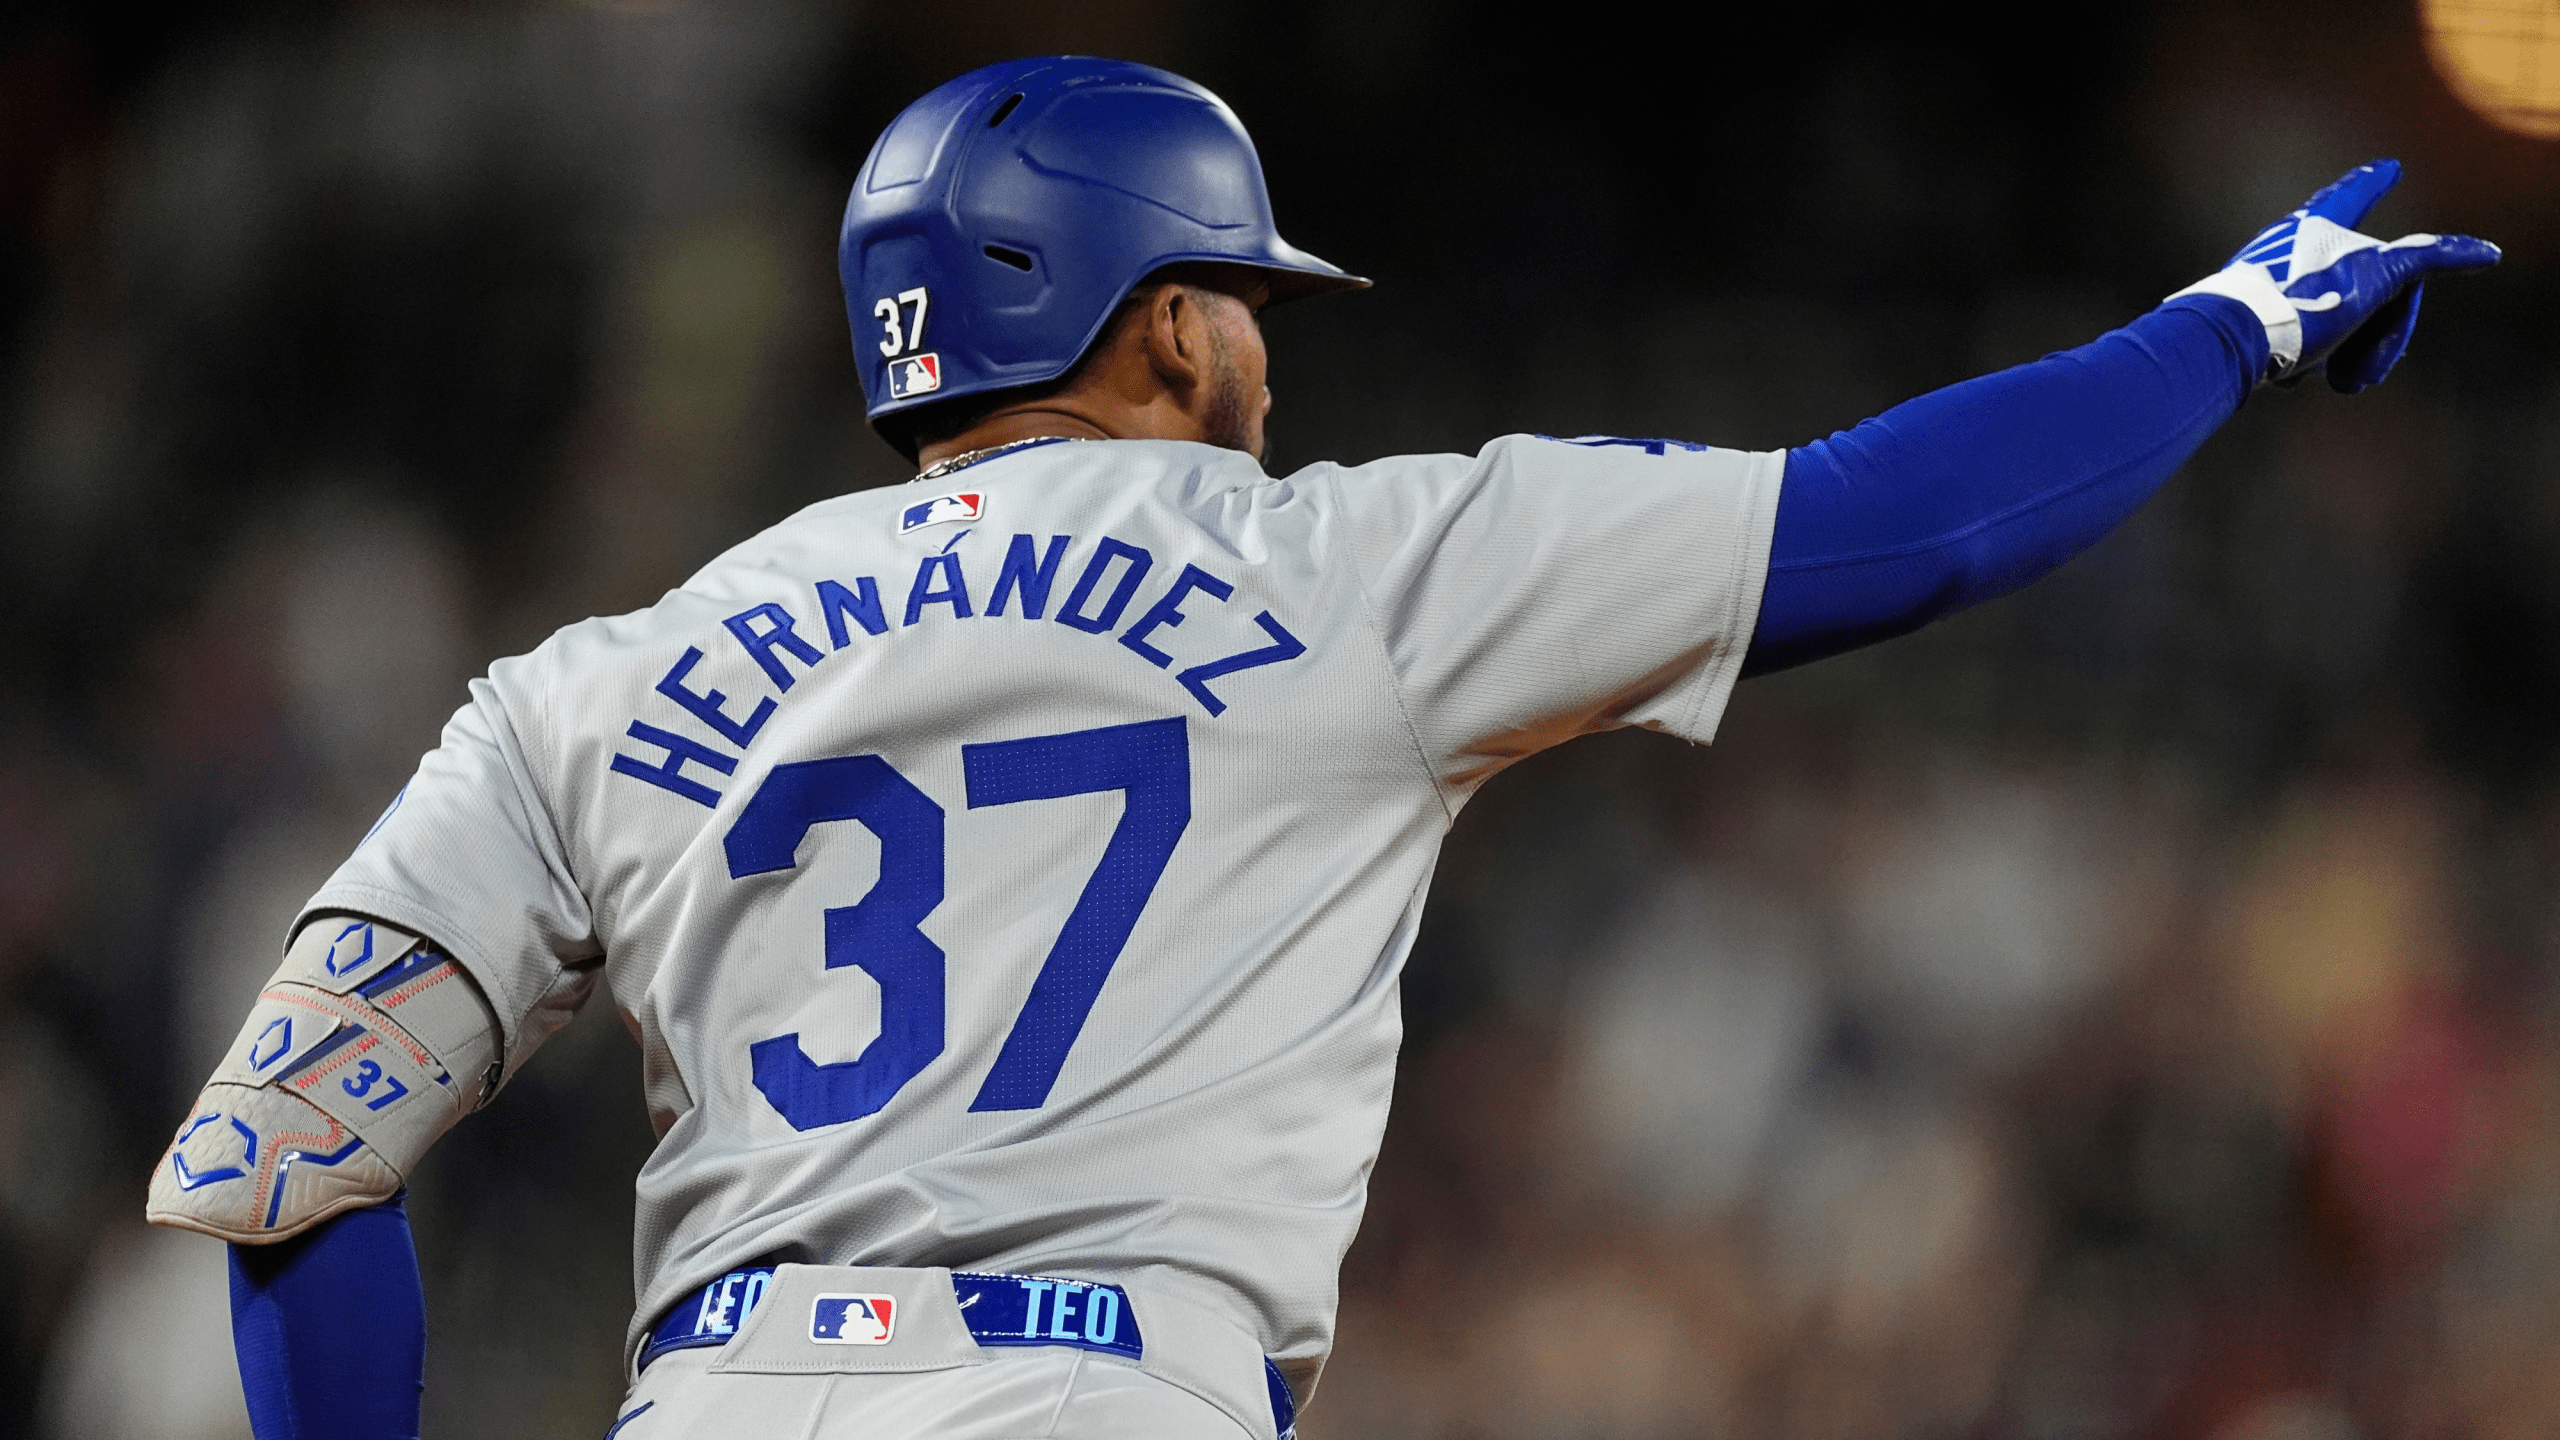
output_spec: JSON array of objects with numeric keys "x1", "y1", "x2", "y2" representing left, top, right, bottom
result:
[{"x1": 912, "y1": 434, "x2": 1086, "y2": 483}]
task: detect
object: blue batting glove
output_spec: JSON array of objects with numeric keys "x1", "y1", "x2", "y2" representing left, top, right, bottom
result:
[{"x1": 2170, "y1": 160, "x2": 2500, "y2": 393}]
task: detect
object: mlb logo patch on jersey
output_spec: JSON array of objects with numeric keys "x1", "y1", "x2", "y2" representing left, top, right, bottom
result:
[
  {"x1": 810, "y1": 1293, "x2": 897, "y2": 1345},
  {"x1": 887, "y1": 352, "x2": 942, "y2": 398},
  {"x1": 900, "y1": 491, "x2": 983, "y2": 533}
]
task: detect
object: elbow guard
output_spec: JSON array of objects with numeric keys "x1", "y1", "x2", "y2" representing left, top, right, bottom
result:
[{"x1": 148, "y1": 917, "x2": 501, "y2": 1244}]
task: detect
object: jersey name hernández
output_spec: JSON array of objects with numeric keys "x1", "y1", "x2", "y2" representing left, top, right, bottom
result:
[
  {"x1": 612, "y1": 484, "x2": 1309, "y2": 813},
  {"x1": 297, "y1": 433, "x2": 1782, "y2": 1387}
]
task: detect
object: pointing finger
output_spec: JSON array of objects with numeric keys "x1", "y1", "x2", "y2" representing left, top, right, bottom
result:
[
  {"x1": 2380, "y1": 232, "x2": 2503, "y2": 276},
  {"x1": 2297, "y1": 159, "x2": 2401, "y2": 229}
]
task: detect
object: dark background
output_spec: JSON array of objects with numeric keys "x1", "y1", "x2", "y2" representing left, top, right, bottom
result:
[{"x1": 7, "y1": 1, "x2": 2560, "y2": 1435}]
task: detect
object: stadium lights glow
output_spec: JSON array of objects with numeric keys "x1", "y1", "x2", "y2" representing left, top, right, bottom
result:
[{"x1": 2421, "y1": 0, "x2": 2560, "y2": 138}]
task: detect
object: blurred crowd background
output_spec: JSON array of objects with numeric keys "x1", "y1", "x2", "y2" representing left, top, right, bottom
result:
[{"x1": 6, "y1": 0, "x2": 2560, "y2": 1436}]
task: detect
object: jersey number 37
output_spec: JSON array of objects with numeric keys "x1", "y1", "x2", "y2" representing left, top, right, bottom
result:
[{"x1": 724, "y1": 716, "x2": 1188, "y2": 1130}]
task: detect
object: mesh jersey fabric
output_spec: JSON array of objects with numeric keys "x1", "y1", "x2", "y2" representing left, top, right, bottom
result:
[{"x1": 292, "y1": 434, "x2": 1782, "y2": 1390}]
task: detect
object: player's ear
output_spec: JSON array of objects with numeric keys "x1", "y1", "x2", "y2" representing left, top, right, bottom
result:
[{"x1": 1141, "y1": 284, "x2": 1209, "y2": 395}]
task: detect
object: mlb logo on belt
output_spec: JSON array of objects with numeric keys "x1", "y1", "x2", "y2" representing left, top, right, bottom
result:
[
  {"x1": 810, "y1": 1293, "x2": 897, "y2": 1345},
  {"x1": 900, "y1": 492, "x2": 983, "y2": 533},
  {"x1": 888, "y1": 352, "x2": 942, "y2": 398}
]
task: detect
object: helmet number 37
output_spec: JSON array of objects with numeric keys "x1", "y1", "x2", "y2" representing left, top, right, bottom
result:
[{"x1": 874, "y1": 287, "x2": 931, "y2": 357}]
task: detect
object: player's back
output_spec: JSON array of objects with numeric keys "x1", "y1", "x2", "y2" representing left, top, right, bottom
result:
[
  {"x1": 302, "y1": 430, "x2": 1779, "y2": 1382},
  {"x1": 561, "y1": 437, "x2": 1439, "y2": 1364}
]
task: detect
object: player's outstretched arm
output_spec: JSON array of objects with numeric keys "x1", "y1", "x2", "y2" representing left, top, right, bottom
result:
[{"x1": 1744, "y1": 160, "x2": 2497, "y2": 676}]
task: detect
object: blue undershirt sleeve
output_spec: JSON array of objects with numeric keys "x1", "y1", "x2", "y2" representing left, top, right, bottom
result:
[
  {"x1": 1742, "y1": 293, "x2": 2268, "y2": 676},
  {"x1": 229, "y1": 1194, "x2": 426, "y2": 1440}
]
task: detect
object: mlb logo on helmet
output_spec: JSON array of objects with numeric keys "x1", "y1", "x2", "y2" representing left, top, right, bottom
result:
[
  {"x1": 899, "y1": 492, "x2": 983, "y2": 533},
  {"x1": 810, "y1": 1293, "x2": 897, "y2": 1345},
  {"x1": 888, "y1": 352, "x2": 942, "y2": 398}
]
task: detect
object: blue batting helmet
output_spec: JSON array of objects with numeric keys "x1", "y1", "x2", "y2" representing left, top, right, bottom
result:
[{"x1": 839, "y1": 56, "x2": 1367, "y2": 432}]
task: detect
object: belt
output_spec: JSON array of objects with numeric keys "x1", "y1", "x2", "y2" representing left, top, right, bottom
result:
[{"x1": 640, "y1": 1266, "x2": 1299, "y2": 1437}]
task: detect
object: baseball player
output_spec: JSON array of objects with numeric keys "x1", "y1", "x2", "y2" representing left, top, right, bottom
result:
[{"x1": 147, "y1": 56, "x2": 2495, "y2": 1440}]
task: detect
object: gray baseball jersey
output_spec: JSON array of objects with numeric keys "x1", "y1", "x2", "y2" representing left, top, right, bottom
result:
[{"x1": 296, "y1": 433, "x2": 1781, "y2": 1385}]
